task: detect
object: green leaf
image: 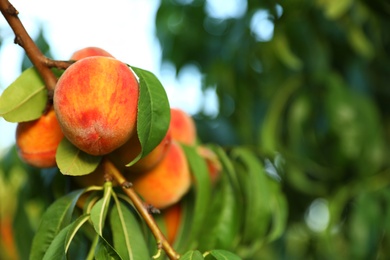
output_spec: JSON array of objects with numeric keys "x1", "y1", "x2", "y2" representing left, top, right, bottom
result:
[
  {"x1": 181, "y1": 144, "x2": 212, "y2": 249},
  {"x1": 231, "y1": 148, "x2": 271, "y2": 243},
  {"x1": 95, "y1": 236, "x2": 122, "y2": 260},
  {"x1": 29, "y1": 189, "x2": 85, "y2": 260},
  {"x1": 42, "y1": 214, "x2": 90, "y2": 260},
  {"x1": 266, "y1": 187, "x2": 288, "y2": 242},
  {"x1": 90, "y1": 183, "x2": 113, "y2": 236},
  {"x1": 110, "y1": 200, "x2": 150, "y2": 260},
  {"x1": 127, "y1": 66, "x2": 170, "y2": 166},
  {"x1": 56, "y1": 138, "x2": 102, "y2": 176},
  {"x1": 0, "y1": 67, "x2": 47, "y2": 122},
  {"x1": 207, "y1": 249, "x2": 242, "y2": 260},
  {"x1": 181, "y1": 250, "x2": 204, "y2": 260}
]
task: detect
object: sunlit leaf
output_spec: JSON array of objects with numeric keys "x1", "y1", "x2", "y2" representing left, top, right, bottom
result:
[
  {"x1": 56, "y1": 138, "x2": 101, "y2": 176},
  {"x1": 30, "y1": 190, "x2": 85, "y2": 260},
  {"x1": 180, "y1": 250, "x2": 204, "y2": 260},
  {"x1": 90, "y1": 183, "x2": 112, "y2": 236},
  {"x1": 207, "y1": 249, "x2": 242, "y2": 260},
  {"x1": 110, "y1": 200, "x2": 150, "y2": 260},
  {"x1": 0, "y1": 67, "x2": 47, "y2": 122},
  {"x1": 126, "y1": 66, "x2": 170, "y2": 166}
]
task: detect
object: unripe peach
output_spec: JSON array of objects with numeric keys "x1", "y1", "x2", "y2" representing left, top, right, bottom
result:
[
  {"x1": 169, "y1": 108, "x2": 197, "y2": 146},
  {"x1": 70, "y1": 46, "x2": 114, "y2": 60},
  {"x1": 109, "y1": 130, "x2": 172, "y2": 173},
  {"x1": 15, "y1": 108, "x2": 64, "y2": 168},
  {"x1": 54, "y1": 56, "x2": 139, "y2": 156},
  {"x1": 131, "y1": 141, "x2": 191, "y2": 209}
]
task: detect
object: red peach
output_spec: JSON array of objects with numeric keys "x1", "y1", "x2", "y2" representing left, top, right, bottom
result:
[
  {"x1": 169, "y1": 108, "x2": 197, "y2": 146},
  {"x1": 15, "y1": 108, "x2": 64, "y2": 168},
  {"x1": 162, "y1": 203, "x2": 182, "y2": 244},
  {"x1": 53, "y1": 56, "x2": 139, "y2": 156},
  {"x1": 70, "y1": 46, "x2": 114, "y2": 60}
]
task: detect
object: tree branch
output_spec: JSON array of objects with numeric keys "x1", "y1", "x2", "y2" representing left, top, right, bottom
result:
[
  {"x1": 103, "y1": 158, "x2": 180, "y2": 260},
  {"x1": 0, "y1": 0, "x2": 61, "y2": 93}
]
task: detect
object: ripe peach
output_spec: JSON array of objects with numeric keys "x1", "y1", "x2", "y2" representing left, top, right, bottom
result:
[
  {"x1": 15, "y1": 108, "x2": 64, "y2": 168},
  {"x1": 131, "y1": 141, "x2": 191, "y2": 209},
  {"x1": 162, "y1": 203, "x2": 182, "y2": 244},
  {"x1": 109, "y1": 129, "x2": 172, "y2": 173},
  {"x1": 54, "y1": 56, "x2": 139, "y2": 156},
  {"x1": 197, "y1": 145, "x2": 222, "y2": 184},
  {"x1": 169, "y1": 108, "x2": 197, "y2": 146},
  {"x1": 70, "y1": 46, "x2": 114, "y2": 60}
]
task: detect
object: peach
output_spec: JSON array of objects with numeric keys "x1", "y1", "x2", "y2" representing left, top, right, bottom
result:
[
  {"x1": 197, "y1": 145, "x2": 222, "y2": 185},
  {"x1": 162, "y1": 203, "x2": 182, "y2": 244},
  {"x1": 15, "y1": 108, "x2": 64, "y2": 168},
  {"x1": 70, "y1": 46, "x2": 114, "y2": 60},
  {"x1": 53, "y1": 56, "x2": 139, "y2": 156},
  {"x1": 131, "y1": 141, "x2": 191, "y2": 209},
  {"x1": 109, "y1": 129, "x2": 172, "y2": 173},
  {"x1": 169, "y1": 108, "x2": 197, "y2": 146}
]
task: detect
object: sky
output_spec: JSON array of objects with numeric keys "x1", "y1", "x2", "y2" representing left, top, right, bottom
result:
[{"x1": 0, "y1": 0, "x2": 214, "y2": 153}]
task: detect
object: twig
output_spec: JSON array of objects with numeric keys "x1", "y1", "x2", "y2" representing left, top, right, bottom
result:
[
  {"x1": 0, "y1": 0, "x2": 70, "y2": 94},
  {"x1": 102, "y1": 158, "x2": 180, "y2": 260}
]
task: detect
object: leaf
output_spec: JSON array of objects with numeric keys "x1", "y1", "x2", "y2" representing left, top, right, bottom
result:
[
  {"x1": 207, "y1": 249, "x2": 242, "y2": 260},
  {"x1": 109, "y1": 200, "x2": 150, "y2": 260},
  {"x1": 127, "y1": 66, "x2": 170, "y2": 166},
  {"x1": 90, "y1": 184, "x2": 112, "y2": 236},
  {"x1": 42, "y1": 214, "x2": 90, "y2": 260},
  {"x1": 56, "y1": 138, "x2": 102, "y2": 176},
  {"x1": 0, "y1": 67, "x2": 48, "y2": 122},
  {"x1": 29, "y1": 189, "x2": 85, "y2": 260},
  {"x1": 95, "y1": 236, "x2": 122, "y2": 260},
  {"x1": 181, "y1": 250, "x2": 204, "y2": 260},
  {"x1": 231, "y1": 148, "x2": 271, "y2": 243},
  {"x1": 181, "y1": 145, "x2": 212, "y2": 249},
  {"x1": 266, "y1": 187, "x2": 288, "y2": 242}
]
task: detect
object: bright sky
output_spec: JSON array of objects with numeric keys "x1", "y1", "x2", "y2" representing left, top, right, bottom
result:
[{"x1": 0, "y1": 0, "x2": 214, "y2": 153}]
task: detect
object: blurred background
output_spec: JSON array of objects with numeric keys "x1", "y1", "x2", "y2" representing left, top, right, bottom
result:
[{"x1": 2, "y1": 0, "x2": 390, "y2": 259}]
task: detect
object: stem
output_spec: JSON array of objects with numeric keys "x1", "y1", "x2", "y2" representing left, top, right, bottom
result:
[
  {"x1": 0, "y1": 0, "x2": 72, "y2": 94},
  {"x1": 102, "y1": 158, "x2": 180, "y2": 260}
]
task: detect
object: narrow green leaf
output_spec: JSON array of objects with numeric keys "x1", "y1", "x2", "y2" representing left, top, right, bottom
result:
[
  {"x1": 127, "y1": 66, "x2": 170, "y2": 166},
  {"x1": 207, "y1": 249, "x2": 242, "y2": 260},
  {"x1": 0, "y1": 67, "x2": 48, "y2": 122},
  {"x1": 266, "y1": 190, "x2": 288, "y2": 242},
  {"x1": 95, "y1": 236, "x2": 122, "y2": 260},
  {"x1": 29, "y1": 190, "x2": 85, "y2": 260},
  {"x1": 56, "y1": 138, "x2": 102, "y2": 176},
  {"x1": 110, "y1": 200, "x2": 150, "y2": 260},
  {"x1": 42, "y1": 214, "x2": 90, "y2": 260},
  {"x1": 181, "y1": 144, "x2": 212, "y2": 249},
  {"x1": 181, "y1": 250, "x2": 204, "y2": 260},
  {"x1": 231, "y1": 148, "x2": 271, "y2": 243},
  {"x1": 90, "y1": 182, "x2": 113, "y2": 235}
]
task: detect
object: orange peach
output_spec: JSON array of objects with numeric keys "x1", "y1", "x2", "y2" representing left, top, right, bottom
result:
[
  {"x1": 70, "y1": 46, "x2": 114, "y2": 60},
  {"x1": 109, "y1": 129, "x2": 172, "y2": 173},
  {"x1": 15, "y1": 108, "x2": 64, "y2": 168},
  {"x1": 162, "y1": 203, "x2": 182, "y2": 244},
  {"x1": 197, "y1": 145, "x2": 222, "y2": 184},
  {"x1": 131, "y1": 141, "x2": 191, "y2": 209},
  {"x1": 169, "y1": 108, "x2": 197, "y2": 146},
  {"x1": 53, "y1": 56, "x2": 139, "y2": 156}
]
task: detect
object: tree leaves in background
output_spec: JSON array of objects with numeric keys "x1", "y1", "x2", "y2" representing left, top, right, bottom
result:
[
  {"x1": 181, "y1": 250, "x2": 204, "y2": 260},
  {"x1": 0, "y1": 67, "x2": 47, "y2": 122},
  {"x1": 126, "y1": 66, "x2": 170, "y2": 166},
  {"x1": 56, "y1": 138, "x2": 102, "y2": 176},
  {"x1": 205, "y1": 249, "x2": 242, "y2": 260}
]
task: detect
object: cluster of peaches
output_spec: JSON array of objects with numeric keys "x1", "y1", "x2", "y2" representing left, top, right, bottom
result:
[{"x1": 15, "y1": 47, "x2": 222, "y2": 243}]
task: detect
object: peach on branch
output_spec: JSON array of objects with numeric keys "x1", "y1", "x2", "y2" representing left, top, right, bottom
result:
[
  {"x1": 131, "y1": 141, "x2": 191, "y2": 209},
  {"x1": 15, "y1": 108, "x2": 64, "y2": 168},
  {"x1": 70, "y1": 46, "x2": 114, "y2": 60},
  {"x1": 169, "y1": 108, "x2": 197, "y2": 146},
  {"x1": 162, "y1": 203, "x2": 182, "y2": 244},
  {"x1": 109, "y1": 129, "x2": 172, "y2": 173},
  {"x1": 53, "y1": 56, "x2": 139, "y2": 156}
]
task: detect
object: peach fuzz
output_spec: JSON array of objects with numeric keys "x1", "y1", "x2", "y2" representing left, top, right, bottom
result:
[
  {"x1": 70, "y1": 46, "x2": 114, "y2": 60},
  {"x1": 131, "y1": 141, "x2": 191, "y2": 209},
  {"x1": 109, "y1": 129, "x2": 172, "y2": 173},
  {"x1": 169, "y1": 108, "x2": 197, "y2": 146},
  {"x1": 15, "y1": 108, "x2": 64, "y2": 168},
  {"x1": 54, "y1": 56, "x2": 139, "y2": 156}
]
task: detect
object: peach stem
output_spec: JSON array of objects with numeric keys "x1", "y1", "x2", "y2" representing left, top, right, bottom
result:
[{"x1": 103, "y1": 158, "x2": 180, "y2": 260}]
